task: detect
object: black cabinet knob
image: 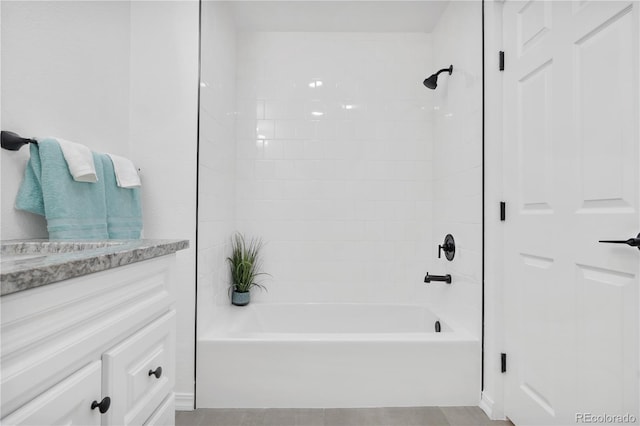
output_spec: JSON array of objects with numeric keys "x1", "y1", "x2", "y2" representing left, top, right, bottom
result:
[
  {"x1": 91, "y1": 396, "x2": 111, "y2": 414},
  {"x1": 149, "y1": 366, "x2": 163, "y2": 379}
]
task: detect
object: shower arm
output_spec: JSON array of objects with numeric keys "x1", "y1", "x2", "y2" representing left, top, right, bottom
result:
[{"x1": 433, "y1": 67, "x2": 452, "y2": 77}]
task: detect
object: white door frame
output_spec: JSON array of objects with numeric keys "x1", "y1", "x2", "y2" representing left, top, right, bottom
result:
[
  {"x1": 482, "y1": 0, "x2": 507, "y2": 420},
  {"x1": 482, "y1": 0, "x2": 640, "y2": 421}
]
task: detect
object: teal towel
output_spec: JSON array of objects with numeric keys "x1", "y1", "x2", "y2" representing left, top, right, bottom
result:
[
  {"x1": 15, "y1": 139, "x2": 109, "y2": 240},
  {"x1": 15, "y1": 143, "x2": 46, "y2": 216},
  {"x1": 100, "y1": 154, "x2": 143, "y2": 239}
]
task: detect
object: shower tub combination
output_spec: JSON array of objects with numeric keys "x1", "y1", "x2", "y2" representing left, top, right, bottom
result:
[{"x1": 197, "y1": 303, "x2": 480, "y2": 408}]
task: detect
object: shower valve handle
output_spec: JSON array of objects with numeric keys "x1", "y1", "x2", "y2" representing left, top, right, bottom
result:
[
  {"x1": 438, "y1": 243, "x2": 452, "y2": 258},
  {"x1": 437, "y1": 234, "x2": 456, "y2": 261}
]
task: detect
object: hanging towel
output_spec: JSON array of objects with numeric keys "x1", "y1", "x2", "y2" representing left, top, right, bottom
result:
[
  {"x1": 54, "y1": 137, "x2": 98, "y2": 183},
  {"x1": 15, "y1": 143, "x2": 46, "y2": 216},
  {"x1": 15, "y1": 139, "x2": 108, "y2": 240},
  {"x1": 100, "y1": 154, "x2": 143, "y2": 239},
  {"x1": 106, "y1": 153, "x2": 141, "y2": 188}
]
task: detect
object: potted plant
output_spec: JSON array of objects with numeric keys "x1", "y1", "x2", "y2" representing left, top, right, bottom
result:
[{"x1": 227, "y1": 233, "x2": 268, "y2": 306}]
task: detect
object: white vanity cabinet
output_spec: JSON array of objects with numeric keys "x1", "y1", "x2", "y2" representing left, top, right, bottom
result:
[{"x1": 1, "y1": 255, "x2": 178, "y2": 426}]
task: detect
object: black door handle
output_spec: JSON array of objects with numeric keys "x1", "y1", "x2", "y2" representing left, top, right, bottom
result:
[
  {"x1": 91, "y1": 396, "x2": 111, "y2": 414},
  {"x1": 599, "y1": 233, "x2": 640, "y2": 250}
]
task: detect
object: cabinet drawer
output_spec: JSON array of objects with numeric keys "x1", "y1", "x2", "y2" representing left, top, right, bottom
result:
[
  {"x1": 144, "y1": 393, "x2": 175, "y2": 426},
  {"x1": 2, "y1": 361, "x2": 103, "y2": 425},
  {"x1": 103, "y1": 310, "x2": 175, "y2": 426}
]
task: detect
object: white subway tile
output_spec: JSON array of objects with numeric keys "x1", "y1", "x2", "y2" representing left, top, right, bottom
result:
[
  {"x1": 303, "y1": 140, "x2": 325, "y2": 159},
  {"x1": 274, "y1": 120, "x2": 297, "y2": 139},
  {"x1": 256, "y1": 120, "x2": 275, "y2": 140},
  {"x1": 281, "y1": 140, "x2": 305, "y2": 159},
  {"x1": 265, "y1": 100, "x2": 305, "y2": 120},
  {"x1": 255, "y1": 160, "x2": 276, "y2": 179},
  {"x1": 263, "y1": 140, "x2": 283, "y2": 160},
  {"x1": 215, "y1": 29, "x2": 479, "y2": 310}
]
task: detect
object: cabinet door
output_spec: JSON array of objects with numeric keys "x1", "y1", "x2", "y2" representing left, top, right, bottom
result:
[
  {"x1": 143, "y1": 394, "x2": 175, "y2": 426},
  {"x1": 1, "y1": 361, "x2": 103, "y2": 425},
  {"x1": 103, "y1": 310, "x2": 175, "y2": 426}
]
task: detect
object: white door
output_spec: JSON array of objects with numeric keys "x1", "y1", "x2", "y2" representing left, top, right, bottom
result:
[{"x1": 503, "y1": 1, "x2": 639, "y2": 425}]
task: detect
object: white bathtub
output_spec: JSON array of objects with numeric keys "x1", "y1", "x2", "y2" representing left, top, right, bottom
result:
[{"x1": 196, "y1": 303, "x2": 480, "y2": 408}]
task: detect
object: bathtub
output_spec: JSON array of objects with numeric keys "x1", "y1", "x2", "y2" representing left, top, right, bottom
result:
[{"x1": 196, "y1": 303, "x2": 480, "y2": 408}]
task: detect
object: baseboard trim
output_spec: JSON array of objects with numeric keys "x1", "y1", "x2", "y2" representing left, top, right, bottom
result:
[
  {"x1": 175, "y1": 392, "x2": 195, "y2": 411},
  {"x1": 479, "y1": 392, "x2": 495, "y2": 419}
]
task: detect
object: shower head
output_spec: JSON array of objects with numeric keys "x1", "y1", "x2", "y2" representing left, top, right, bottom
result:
[{"x1": 423, "y1": 65, "x2": 453, "y2": 89}]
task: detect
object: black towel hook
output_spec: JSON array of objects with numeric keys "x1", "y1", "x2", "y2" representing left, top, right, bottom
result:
[{"x1": 1, "y1": 131, "x2": 37, "y2": 151}]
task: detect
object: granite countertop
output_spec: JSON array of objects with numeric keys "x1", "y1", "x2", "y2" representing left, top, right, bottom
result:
[{"x1": 0, "y1": 239, "x2": 189, "y2": 296}]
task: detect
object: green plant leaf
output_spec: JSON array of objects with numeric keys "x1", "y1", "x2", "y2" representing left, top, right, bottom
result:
[{"x1": 227, "y1": 232, "x2": 269, "y2": 293}]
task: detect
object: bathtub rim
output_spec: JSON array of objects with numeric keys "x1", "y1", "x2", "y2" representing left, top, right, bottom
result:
[{"x1": 201, "y1": 302, "x2": 478, "y2": 342}]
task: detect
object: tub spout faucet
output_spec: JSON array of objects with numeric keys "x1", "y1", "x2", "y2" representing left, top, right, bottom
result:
[{"x1": 424, "y1": 273, "x2": 452, "y2": 284}]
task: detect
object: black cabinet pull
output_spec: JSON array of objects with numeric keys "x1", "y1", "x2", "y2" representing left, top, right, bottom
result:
[
  {"x1": 599, "y1": 233, "x2": 640, "y2": 250},
  {"x1": 91, "y1": 397, "x2": 111, "y2": 414},
  {"x1": 149, "y1": 366, "x2": 163, "y2": 379}
]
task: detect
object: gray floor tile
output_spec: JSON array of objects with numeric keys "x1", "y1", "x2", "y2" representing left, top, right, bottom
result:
[
  {"x1": 440, "y1": 407, "x2": 482, "y2": 426},
  {"x1": 403, "y1": 407, "x2": 450, "y2": 426},
  {"x1": 178, "y1": 406, "x2": 512, "y2": 426},
  {"x1": 440, "y1": 407, "x2": 512, "y2": 426},
  {"x1": 176, "y1": 410, "x2": 206, "y2": 426},
  {"x1": 375, "y1": 407, "x2": 412, "y2": 426},
  {"x1": 202, "y1": 408, "x2": 252, "y2": 426},
  {"x1": 240, "y1": 409, "x2": 266, "y2": 426},
  {"x1": 259, "y1": 408, "x2": 324, "y2": 426},
  {"x1": 325, "y1": 408, "x2": 388, "y2": 426}
]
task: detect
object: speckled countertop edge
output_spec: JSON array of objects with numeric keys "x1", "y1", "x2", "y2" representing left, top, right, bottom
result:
[{"x1": 1, "y1": 239, "x2": 189, "y2": 296}]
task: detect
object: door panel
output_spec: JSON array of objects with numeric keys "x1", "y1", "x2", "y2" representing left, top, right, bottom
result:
[
  {"x1": 575, "y1": 6, "x2": 634, "y2": 208},
  {"x1": 575, "y1": 264, "x2": 635, "y2": 412},
  {"x1": 503, "y1": 1, "x2": 639, "y2": 425},
  {"x1": 517, "y1": 0, "x2": 552, "y2": 56},
  {"x1": 518, "y1": 59, "x2": 553, "y2": 212}
]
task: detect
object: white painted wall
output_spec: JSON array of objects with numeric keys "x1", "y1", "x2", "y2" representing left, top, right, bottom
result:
[
  {"x1": 0, "y1": 0, "x2": 199, "y2": 409},
  {"x1": 417, "y1": 1, "x2": 484, "y2": 341},
  {"x1": 129, "y1": 1, "x2": 199, "y2": 409},
  {"x1": 233, "y1": 32, "x2": 434, "y2": 304},
  {"x1": 197, "y1": 1, "x2": 237, "y2": 331},
  {"x1": 0, "y1": 1, "x2": 132, "y2": 240}
]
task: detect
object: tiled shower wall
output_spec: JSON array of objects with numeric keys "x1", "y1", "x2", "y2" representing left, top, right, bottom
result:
[
  {"x1": 417, "y1": 1, "x2": 483, "y2": 337},
  {"x1": 198, "y1": 1, "x2": 237, "y2": 325},
  {"x1": 232, "y1": 32, "x2": 434, "y2": 304}
]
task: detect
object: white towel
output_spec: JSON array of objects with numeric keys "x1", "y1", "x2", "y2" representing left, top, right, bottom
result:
[
  {"x1": 53, "y1": 138, "x2": 98, "y2": 183},
  {"x1": 106, "y1": 153, "x2": 141, "y2": 188}
]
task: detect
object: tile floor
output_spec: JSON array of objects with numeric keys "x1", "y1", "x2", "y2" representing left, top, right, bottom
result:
[{"x1": 175, "y1": 406, "x2": 514, "y2": 426}]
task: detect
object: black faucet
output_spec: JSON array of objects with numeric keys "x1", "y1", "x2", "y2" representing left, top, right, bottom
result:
[{"x1": 424, "y1": 273, "x2": 452, "y2": 284}]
